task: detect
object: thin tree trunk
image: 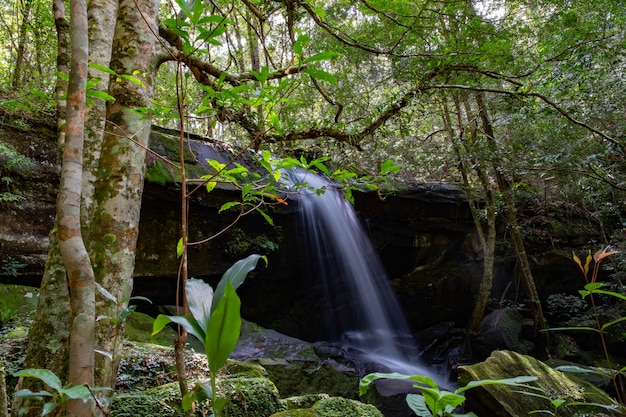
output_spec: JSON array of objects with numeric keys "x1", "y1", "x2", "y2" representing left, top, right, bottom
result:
[
  {"x1": 11, "y1": 0, "x2": 33, "y2": 90},
  {"x1": 475, "y1": 92, "x2": 548, "y2": 348},
  {"x1": 444, "y1": 95, "x2": 497, "y2": 335},
  {"x1": 60, "y1": 1, "x2": 95, "y2": 417},
  {"x1": 53, "y1": 0, "x2": 70, "y2": 151},
  {"x1": 89, "y1": 0, "x2": 160, "y2": 391}
]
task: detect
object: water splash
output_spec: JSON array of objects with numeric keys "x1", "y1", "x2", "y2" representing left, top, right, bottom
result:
[{"x1": 286, "y1": 169, "x2": 433, "y2": 376}]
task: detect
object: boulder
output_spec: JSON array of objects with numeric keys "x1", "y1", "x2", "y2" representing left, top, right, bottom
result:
[
  {"x1": 471, "y1": 307, "x2": 533, "y2": 359},
  {"x1": 110, "y1": 376, "x2": 284, "y2": 417},
  {"x1": 458, "y1": 350, "x2": 622, "y2": 417}
]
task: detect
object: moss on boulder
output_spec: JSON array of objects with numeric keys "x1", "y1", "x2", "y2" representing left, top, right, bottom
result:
[
  {"x1": 110, "y1": 375, "x2": 284, "y2": 417},
  {"x1": 458, "y1": 350, "x2": 622, "y2": 417},
  {"x1": 270, "y1": 396, "x2": 382, "y2": 417}
]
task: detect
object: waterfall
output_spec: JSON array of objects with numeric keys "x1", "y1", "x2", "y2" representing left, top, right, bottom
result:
[{"x1": 285, "y1": 169, "x2": 433, "y2": 375}]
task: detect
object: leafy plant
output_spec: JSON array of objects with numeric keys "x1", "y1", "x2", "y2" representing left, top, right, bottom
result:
[
  {"x1": 359, "y1": 372, "x2": 537, "y2": 417},
  {"x1": 566, "y1": 247, "x2": 626, "y2": 407},
  {"x1": 12, "y1": 369, "x2": 95, "y2": 417},
  {"x1": 152, "y1": 254, "x2": 266, "y2": 417}
]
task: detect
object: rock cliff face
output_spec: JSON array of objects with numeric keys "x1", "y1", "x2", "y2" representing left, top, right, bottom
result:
[{"x1": 0, "y1": 113, "x2": 606, "y2": 344}]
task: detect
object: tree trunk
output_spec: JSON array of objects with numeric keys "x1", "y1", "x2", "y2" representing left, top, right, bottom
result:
[
  {"x1": 59, "y1": 1, "x2": 95, "y2": 417},
  {"x1": 11, "y1": 0, "x2": 33, "y2": 90},
  {"x1": 475, "y1": 92, "x2": 548, "y2": 348},
  {"x1": 444, "y1": 94, "x2": 497, "y2": 335},
  {"x1": 89, "y1": 0, "x2": 160, "y2": 391}
]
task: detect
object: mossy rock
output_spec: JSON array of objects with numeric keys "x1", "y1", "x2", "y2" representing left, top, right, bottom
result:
[
  {"x1": 123, "y1": 311, "x2": 177, "y2": 346},
  {"x1": 270, "y1": 410, "x2": 320, "y2": 417},
  {"x1": 311, "y1": 397, "x2": 383, "y2": 417},
  {"x1": 280, "y1": 394, "x2": 329, "y2": 410},
  {"x1": 458, "y1": 350, "x2": 622, "y2": 417},
  {"x1": 111, "y1": 376, "x2": 284, "y2": 417},
  {"x1": 0, "y1": 285, "x2": 38, "y2": 327}
]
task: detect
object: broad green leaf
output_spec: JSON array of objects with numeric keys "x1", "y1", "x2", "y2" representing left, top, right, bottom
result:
[
  {"x1": 88, "y1": 62, "x2": 117, "y2": 75},
  {"x1": 587, "y1": 288, "x2": 626, "y2": 302},
  {"x1": 86, "y1": 90, "x2": 115, "y2": 102},
  {"x1": 14, "y1": 389, "x2": 53, "y2": 400},
  {"x1": 555, "y1": 365, "x2": 607, "y2": 376},
  {"x1": 219, "y1": 201, "x2": 240, "y2": 213},
  {"x1": 186, "y1": 278, "x2": 214, "y2": 332},
  {"x1": 152, "y1": 313, "x2": 205, "y2": 343},
  {"x1": 190, "y1": 0, "x2": 204, "y2": 25},
  {"x1": 42, "y1": 402, "x2": 59, "y2": 417},
  {"x1": 206, "y1": 181, "x2": 217, "y2": 193},
  {"x1": 61, "y1": 384, "x2": 92, "y2": 401},
  {"x1": 302, "y1": 68, "x2": 337, "y2": 84},
  {"x1": 119, "y1": 74, "x2": 145, "y2": 87},
  {"x1": 458, "y1": 376, "x2": 538, "y2": 393},
  {"x1": 431, "y1": 391, "x2": 466, "y2": 414},
  {"x1": 212, "y1": 254, "x2": 266, "y2": 312},
  {"x1": 13, "y1": 369, "x2": 62, "y2": 392},
  {"x1": 359, "y1": 372, "x2": 438, "y2": 396},
  {"x1": 405, "y1": 394, "x2": 432, "y2": 417},
  {"x1": 302, "y1": 51, "x2": 343, "y2": 64},
  {"x1": 206, "y1": 283, "x2": 241, "y2": 372}
]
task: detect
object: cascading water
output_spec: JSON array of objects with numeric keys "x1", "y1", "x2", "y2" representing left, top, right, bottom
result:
[{"x1": 286, "y1": 169, "x2": 434, "y2": 376}]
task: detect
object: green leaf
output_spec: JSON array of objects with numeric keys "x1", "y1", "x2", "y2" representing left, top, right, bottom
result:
[
  {"x1": 458, "y1": 376, "x2": 538, "y2": 393},
  {"x1": 405, "y1": 394, "x2": 433, "y2": 417},
  {"x1": 212, "y1": 254, "x2": 266, "y2": 312},
  {"x1": 14, "y1": 389, "x2": 53, "y2": 400},
  {"x1": 302, "y1": 51, "x2": 343, "y2": 64},
  {"x1": 177, "y1": 237, "x2": 184, "y2": 258},
  {"x1": 206, "y1": 181, "x2": 217, "y2": 193},
  {"x1": 95, "y1": 282, "x2": 118, "y2": 304},
  {"x1": 219, "y1": 201, "x2": 240, "y2": 213},
  {"x1": 119, "y1": 74, "x2": 145, "y2": 87},
  {"x1": 255, "y1": 208, "x2": 274, "y2": 226},
  {"x1": 153, "y1": 313, "x2": 205, "y2": 343},
  {"x1": 13, "y1": 369, "x2": 63, "y2": 392},
  {"x1": 602, "y1": 316, "x2": 626, "y2": 330},
  {"x1": 42, "y1": 402, "x2": 59, "y2": 417},
  {"x1": 88, "y1": 62, "x2": 117, "y2": 75},
  {"x1": 381, "y1": 159, "x2": 401, "y2": 174},
  {"x1": 294, "y1": 34, "x2": 310, "y2": 56},
  {"x1": 359, "y1": 372, "x2": 438, "y2": 396},
  {"x1": 302, "y1": 68, "x2": 337, "y2": 84},
  {"x1": 119, "y1": 304, "x2": 137, "y2": 322},
  {"x1": 206, "y1": 282, "x2": 241, "y2": 372},
  {"x1": 186, "y1": 278, "x2": 214, "y2": 332},
  {"x1": 61, "y1": 384, "x2": 92, "y2": 401},
  {"x1": 86, "y1": 90, "x2": 115, "y2": 102}
]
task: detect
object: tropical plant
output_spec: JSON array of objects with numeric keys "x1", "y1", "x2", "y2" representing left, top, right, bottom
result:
[
  {"x1": 152, "y1": 254, "x2": 266, "y2": 417},
  {"x1": 12, "y1": 369, "x2": 99, "y2": 417},
  {"x1": 359, "y1": 372, "x2": 537, "y2": 417}
]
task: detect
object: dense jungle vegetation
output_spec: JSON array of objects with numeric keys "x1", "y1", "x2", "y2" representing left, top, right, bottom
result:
[{"x1": 0, "y1": 0, "x2": 624, "y2": 416}]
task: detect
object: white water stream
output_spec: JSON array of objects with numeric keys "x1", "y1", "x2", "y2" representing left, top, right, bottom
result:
[{"x1": 286, "y1": 169, "x2": 435, "y2": 376}]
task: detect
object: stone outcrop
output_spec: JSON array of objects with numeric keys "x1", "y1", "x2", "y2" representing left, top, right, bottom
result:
[
  {"x1": 0, "y1": 111, "x2": 612, "y2": 345},
  {"x1": 458, "y1": 350, "x2": 622, "y2": 417}
]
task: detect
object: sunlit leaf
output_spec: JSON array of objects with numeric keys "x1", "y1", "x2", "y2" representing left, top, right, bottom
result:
[
  {"x1": 302, "y1": 51, "x2": 343, "y2": 64},
  {"x1": 96, "y1": 282, "x2": 117, "y2": 304},
  {"x1": 213, "y1": 254, "x2": 266, "y2": 312},
  {"x1": 186, "y1": 278, "x2": 214, "y2": 332},
  {"x1": 13, "y1": 369, "x2": 62, "y2": 392},
  {"x1": 219, "y1": 201, "x2": 240, "y2": 213},
  {"x1": 206, "y1": 282, "x2": 241, "y2": 372},
  {"x1": 177, "y1": 237, "x2": 184, "y2": 258}
]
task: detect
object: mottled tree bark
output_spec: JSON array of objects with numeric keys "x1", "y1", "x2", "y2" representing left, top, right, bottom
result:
[
  {"x1": 89, "y1": 0, "x2": 160, "y2": 391},
  {"x1": 59, "y1": 1, "x2": 95, "y2": 417}
]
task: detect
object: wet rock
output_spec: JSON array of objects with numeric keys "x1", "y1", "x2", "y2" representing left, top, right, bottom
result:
[
  {"x1": 471, "y1": 307, "x2": 533, "y2": 359},
  {"x1": 458, "y1": 350, "x2": 622, "y2": 417}
]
